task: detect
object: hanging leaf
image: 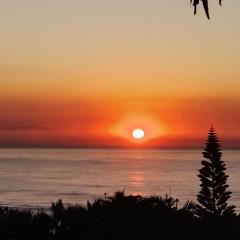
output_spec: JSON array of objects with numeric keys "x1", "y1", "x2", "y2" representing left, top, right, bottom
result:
[{"x1": 191, "y1": 0, "x2": 223, "y2": 19}]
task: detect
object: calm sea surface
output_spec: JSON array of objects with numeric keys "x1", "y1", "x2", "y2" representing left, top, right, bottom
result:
[{"x1": 0, "y1": 149, "x2": 240, "y2": 210}]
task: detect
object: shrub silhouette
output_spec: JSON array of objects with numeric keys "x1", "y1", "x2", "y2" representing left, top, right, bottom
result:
[
  {"x1": 0, "y1": 190, "x2": 240, "y2": 239},
  {"x1": 196, "y1": 126, "x2": 235, "y2": 219}
]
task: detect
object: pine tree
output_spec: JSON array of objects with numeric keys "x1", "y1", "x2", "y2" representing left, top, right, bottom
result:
[{"x1": 196, "y1": 126, "x2": 235, "y2": 219}]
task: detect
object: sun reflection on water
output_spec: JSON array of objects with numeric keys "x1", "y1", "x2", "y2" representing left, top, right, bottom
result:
[{"x1": 131, "y1": 171, "x2": 144, "y2": 186}]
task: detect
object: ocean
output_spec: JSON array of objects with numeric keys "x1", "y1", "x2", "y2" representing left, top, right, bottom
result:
[{"x1": 0, "y1": 148, "x2": 240, "y2": 210}]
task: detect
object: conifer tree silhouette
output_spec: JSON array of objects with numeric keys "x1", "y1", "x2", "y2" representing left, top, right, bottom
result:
[
  {"x1": 191, "y1": 0, "x2": 222, "y2": 19},
  {"x1": 196, "y1": 126, "x2": 235, "y2": 219}
]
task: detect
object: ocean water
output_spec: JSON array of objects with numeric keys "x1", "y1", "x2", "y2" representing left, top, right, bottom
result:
[{"x1": 0, "y1": 148, "x2": 240, "y2": 210}]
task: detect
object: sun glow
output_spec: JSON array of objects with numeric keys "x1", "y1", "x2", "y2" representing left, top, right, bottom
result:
[
  {"x1": 132, "y1": 128, "x2": 145, "y2": 139},
  {"x1": 110, "y1": 115, "x2": 168, "y2": 145}
]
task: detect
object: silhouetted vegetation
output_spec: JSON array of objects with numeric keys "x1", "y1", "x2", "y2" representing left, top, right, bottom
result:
[
  {"x1": 191, "y1": 0, "x2": 222, "y2": 19},
  {"x1": 0, "y1": 191, "x2": 240, "y2": 240},
  {"x1": 197, "y1": 127, "x2": 235, "y2": 219}
]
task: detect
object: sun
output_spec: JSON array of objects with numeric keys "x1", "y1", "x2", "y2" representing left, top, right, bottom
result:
[{"x1": 132, "y1": 128, "x2": 145, "y2": 139}]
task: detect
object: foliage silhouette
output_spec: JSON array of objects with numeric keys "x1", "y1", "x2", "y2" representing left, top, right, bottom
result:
[
  {"x1": 196, "y1": 126, "x2": 235, "y2": 219},
  {"x1": 0, "y1": 191, "x2": 239, "y2": 240},
  {"x1": 191, "y1": 0, "x2": 222, "y2": 19}
]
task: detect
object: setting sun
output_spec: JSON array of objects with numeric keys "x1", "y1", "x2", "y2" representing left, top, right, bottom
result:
[
  {"x1": 132, "y1": 128, "x2": 145, "y2": 139},
  {"x1": 110, "y1": 115, "x2": 168, "y2": 145}
]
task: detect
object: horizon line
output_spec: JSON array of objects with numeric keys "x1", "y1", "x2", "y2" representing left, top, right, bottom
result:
[{"x1": 1, "y1": 146, "x2": 240, "y2": 150}]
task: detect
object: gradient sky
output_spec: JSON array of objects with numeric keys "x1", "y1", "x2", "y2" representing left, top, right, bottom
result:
[{"x1": 1, "y1": 0, "x2": 240, "y2": 148}]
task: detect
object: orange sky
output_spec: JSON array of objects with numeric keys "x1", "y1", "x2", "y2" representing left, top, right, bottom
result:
[
  {"x1": 1, "y1": 1, "x2": 240, "y2": 148},
  {"x1": 1, "y1": 96, "x2": 240, "y2": 148}
]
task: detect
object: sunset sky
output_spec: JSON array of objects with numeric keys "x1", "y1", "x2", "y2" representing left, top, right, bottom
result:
[{"x1": 1, "y1": 0, "x2": 240, "y2": 148}]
